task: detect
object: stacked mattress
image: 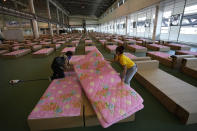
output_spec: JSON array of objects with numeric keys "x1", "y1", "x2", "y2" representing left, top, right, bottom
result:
[
  {"x1": 0, "y1": 50, "x2": 9, "y2": 55},
  {"x1": 99, "y1": 40, "x2": 107, "y2": 46},
  {"x1": 2, "y1": 49, "x2": 31, "y2": 58},
  {"x1": 147, "y1": 51, "x2": 173, "y2": 67},
  {"x1": 127, "y1": 45, "x2": 147, "y2": 52},
  {"x1": 61, "y1": 47, "x2": 76, "y2": 54},
  {"x1": 85, "y1": 40, "x2": 93, "y2": 46},
  {"x1": 74, "y1": 50, "x2": 144, "y2": 128},
  {"x1": 85, "y1": 46, "x2": 98, "y2": 53},
  {"x1": 165, "y1": 43, "x2": 191, "y2": 50},
  {"x1": 33, "y1": 48, "x2": 54, "y2": 57},
  {"x1": 28, "y1": 72, "x2": 83, "y2": 130},
  {"x1": 176, "y1": 51, "x2": 197, "y2": 57},
  {"x1": 147, "y1": 44, "x2": 170, "y2": 51},
  {"x1": 105, "y1": 45, "x2": 118, "y2": 53}
]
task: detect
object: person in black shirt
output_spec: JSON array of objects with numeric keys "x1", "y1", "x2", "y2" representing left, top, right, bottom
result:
[{"x1": 51, "y1": 51, "x2": 73, "y2": 80}]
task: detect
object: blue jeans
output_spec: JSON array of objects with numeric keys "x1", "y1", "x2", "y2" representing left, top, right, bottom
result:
[{"x1": 122, "y1": 64, "x2": 137, "y2": 86}]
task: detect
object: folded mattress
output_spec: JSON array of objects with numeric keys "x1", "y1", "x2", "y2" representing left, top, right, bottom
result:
[
  {"x1": 127, "y1": 45, "x2": 147, "y2": 52},
  {"x1": 71, "y1": 40, "x2": 80, "y2": 46},
  {"x1": 3, "y1": 49, "x2": 31, "y2": 58},
  {"x1": 28, "y1": 72, "x2": 83, "y2": 130},
  {"x1": 0, "y1": 50, "x2": 9, "y2": 55},
  {"x1": 12, "y1": 46, "x2": 24, "y2": 51},
  {"x1": 85, "y1": 46, "x2": 98, "y2": 53},
  {"x1": 99, "y1": 40, "x2": 106, "y2": 46},
  {"x1": 83, "y1": 93, "x2": 135, "y2": 127},
  {"x1": 74, "y1": 50, "x2": 144, "y2": 128},
  {"x1": 70, "y1": 55, "x2": 86, "y2": 65},
  {"x1": 105, "y1": 45, "x2": 118, "y2": 53},
  {"x1": 32, "y1": 45, "x2": 42, "y2": 52},
  {"x1": 124, "y1": 53, "x2": 137, "y2": 59},
  {"x1": 112, "y1": 39, "x2": 124, "y2": 46},
  {"x1": 33, "y1": 48, "x2": 54, "y2": 57},
  {"x1": 176, "y1": 51, "x2": 197, "y2": 57},
  {"x1": 165, "y1": 43, "x2": 191, "y2": 50},
  {"x1": 57, "y1": 41, "x2": 66, "y2": 45},
  {"x1": 147, "y1": 44, "x2": 170, "y2": 51},
  {"x1": 61, "y1": 47, "x2": 76, "y2": 53},
  {"x1": 85, "y1": 40, "x2": 93, "y2": 44},
  {"x1": 55, "y1": 44, "x2": 61, "y2": 49},
  {"x1": 147, "y1": 51, "x2": 173, "y2": 67}
]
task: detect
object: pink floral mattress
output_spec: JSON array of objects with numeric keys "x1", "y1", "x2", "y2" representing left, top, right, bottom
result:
[
  {"x1": 168, "y1": 43, "x2": 190, "y2": 48},
  {"x1": 55, "y1": 44, "x2": 61, "y2": 48},
  {"x1": 32, "y1": 45, "x2": 42, "y2": 49},
  {"x1": 124, "y1": 53, "x2": 137, "y2": 59},
  {"x1": 85, "y1": 40, "x2": 93, "y2": 44},
  {"x1": 72, "y1": 40, "x2": 79, "y2": 44},
  {"x1": 149, "y1": 44, "x2": 168, "y2": 48},
  {"x1": 125, "y1": 39, "x2": 135, "y2": 41},
  {"x1": 85, "y1": 46, "x2": 97, "y2": 52},
  {"x1": 99, "y1": 40, "x2": 106, "y2": 44},
  {"x1": 3, "y1": 49, "x2": 30, "y2": 56},
  {"x1": 12, "y1": 44, "x2": 22, "y2": 46},
  {"x1": 26, "y1": 43, "x2": 35, "y2": 46},
  {"x1": 70, "y1": 55, "x2": 86, "y2": 65},
  {"x1": 113, "y1": 39, "x2": 124, "y2": 44},
  {"x1": 28, "y1": 72, "x2": 82, "y2": 119},
  {"x1": 40, "y1": 42, "x2": 51, "y2": 45},
  {"x1": 33, "y1": 48, "x2": 54, "y2": 55},
  {"x1": 128, "y1": 45, "x2": 146, "y2": 49},
  {"x1": 12, "y1": 46, "x2": 21, "y2": 50},
  {"x1": 136, "y1": 41, "x2": 143, "y2": 43},
  {"x1": 106, "y1": 45, "x2": 117, "y2": 51},
  {"x1": 148, "y1": 51, "x2": 172, "y2": 59},
  {"x1": 0, "y1": 50, "x2": 9, "y2": 55},
  {"x1": 57, "y1": 41, "x2": 65, "y2": 44},
  {"x1": 74, "y1": 51, "x2": 144, "y2": 128},
  {"x1": 176, "y1": 51, "x2": 197, "y2": 57},
  {"x1": 61, "y1": 47, "x2": 76, "y2": 53}
]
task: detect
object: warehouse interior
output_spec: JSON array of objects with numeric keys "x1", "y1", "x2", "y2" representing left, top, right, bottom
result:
[{"x1": 0, "y1": 0, "x2": 197, "y2": 131}]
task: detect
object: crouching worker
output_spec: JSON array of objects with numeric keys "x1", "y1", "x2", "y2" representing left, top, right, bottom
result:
[
  {"x1": 50, "y1": 51, "x2": 73, "y2": 80},
  {"x1": 107, "y1": 46, "x2": 137, "y2": 86}
]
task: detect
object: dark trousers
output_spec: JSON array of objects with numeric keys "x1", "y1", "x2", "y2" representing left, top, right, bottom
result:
[{"x1": 51, "y1": 69, "x2": 65, "y2": 80}]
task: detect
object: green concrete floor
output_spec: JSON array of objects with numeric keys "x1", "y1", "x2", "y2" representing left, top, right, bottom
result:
[{"x1": 0, "y1": 37, "x2": 197, "y2": 131}]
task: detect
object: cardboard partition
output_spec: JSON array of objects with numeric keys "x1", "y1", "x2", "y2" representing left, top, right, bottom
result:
[{"x1": 28, "y1": 109, "x2": 83, "y2": 131}]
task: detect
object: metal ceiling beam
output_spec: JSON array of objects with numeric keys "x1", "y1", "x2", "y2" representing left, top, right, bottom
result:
[
  {"x1": 61, "y1": 1, "x2": 110, "y2": 7},
  {"x1": 60, "y1": 0, "x2": 111, "y2": 5},
  {"x1": 55, "y1": 0, "x2": 116, "y2": 17},
  {"x1": 10, "y1": 0, "x2": 27, "y2": 7},
  {"x1": 49, "y1": 0, "x2": 69, "y2": 16}
]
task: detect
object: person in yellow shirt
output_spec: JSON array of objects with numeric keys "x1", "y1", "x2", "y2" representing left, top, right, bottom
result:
[{"x1": 107, "y1": 46, "x2": 137, "y2": 86}]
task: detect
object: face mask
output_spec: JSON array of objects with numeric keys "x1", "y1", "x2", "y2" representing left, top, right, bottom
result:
[{"x1": 67, "y1": 56, "x2": 72, "y2": 60}]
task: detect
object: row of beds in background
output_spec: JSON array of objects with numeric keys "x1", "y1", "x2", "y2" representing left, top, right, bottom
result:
[
  {"x1": 90, "y1": 33, "x2": 197, "y2": 125},
  {"x1": 0, "y1": 34, "x2": 83, "y2": 58},
  {"x1": 91, "y1": 33, "x2": 197, "y2": 80}
]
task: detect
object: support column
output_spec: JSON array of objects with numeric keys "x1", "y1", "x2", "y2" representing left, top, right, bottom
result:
[
  {"x1": 46, "y1": 0, "x2": 53, "y2": 36},
  {"x1": 62, "y1": 12, "x2": 65, "y2": 28},
  {"x1": 29, "y1": 0, "x2": 39, "y2": 39},
  {"x1": 82, "y1": 19, "x2": 86, "y2": 34},
  {"x1": 56, "y1": 8, "x2": 60, "y2": 35},
  {"x1": 152, "y1": 4, "x2": 159, "y2": 41},
  {"x1": 2, "y1": 15, "x2": 7, "y2": 30},
  {"x1": 125, "y1": 16, "x2": 128, "y2": 36}
]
